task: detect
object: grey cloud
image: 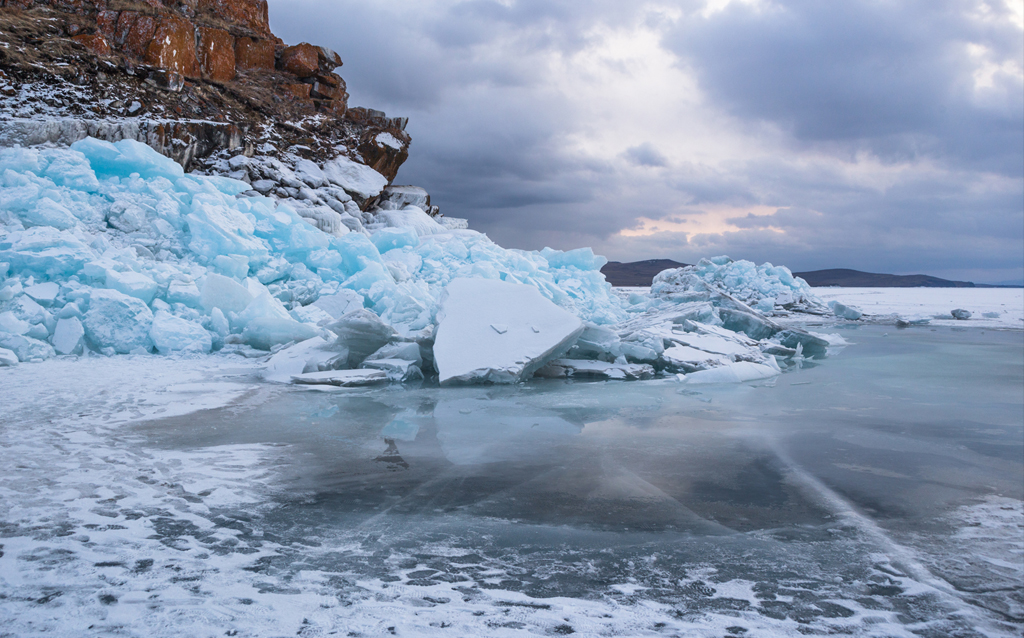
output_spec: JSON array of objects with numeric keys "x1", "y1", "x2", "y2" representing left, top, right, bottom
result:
[
  {"x1": 268, "y1": 0, "x2": 1022, "y2": 282},
  {"x1": 663, "y1": 0, "x2": 1024, "y2": 176},
  {"x1": 623, "y1": 143, "x2": 669, "y2": 167}
]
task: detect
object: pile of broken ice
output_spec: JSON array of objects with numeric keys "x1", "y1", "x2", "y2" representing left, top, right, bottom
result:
[{"x1": 1, "y1": 137, "x2": 842, "y2": 385}]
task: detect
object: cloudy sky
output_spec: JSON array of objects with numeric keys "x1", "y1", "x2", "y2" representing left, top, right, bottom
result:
[{"x1": 272, "y1": 0, "x2": 1024, "y2": 283}]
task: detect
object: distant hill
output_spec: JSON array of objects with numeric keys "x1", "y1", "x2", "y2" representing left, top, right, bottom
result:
[
  {"x1": 600, "y1": 259, "x2": 688, "y2": 286},
  {"x1": 793, "y1": 269, "x2": 977, "y2": 288}
]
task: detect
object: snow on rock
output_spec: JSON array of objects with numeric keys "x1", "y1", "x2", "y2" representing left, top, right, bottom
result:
[
  {"x1": 433, "y1": 278, "x2": 584, "y2": 385},
  {"x1": 323, "y1": 155, "x2": 389, "y2": 200}
]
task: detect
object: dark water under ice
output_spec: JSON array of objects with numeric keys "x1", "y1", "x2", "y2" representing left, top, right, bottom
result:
[{"x1": 2, "y1": 325, "x2": 1022, "y2": 637}]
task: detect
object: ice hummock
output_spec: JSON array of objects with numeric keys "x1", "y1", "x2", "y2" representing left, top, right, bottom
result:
[{"x1": 1, "y1": 137, "x2": 843, "y2": 384}]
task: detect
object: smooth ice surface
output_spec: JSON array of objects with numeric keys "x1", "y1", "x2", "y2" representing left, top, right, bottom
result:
[
  {"x1": 0, "y1": 326, "x2": 1021, "y2": 637},
  {"x1": 433, "y1": 278, "x2": 584, "y2": 384},
  {"x1": 813, "y1": 287, "x2": 1024, "y2": 329}
]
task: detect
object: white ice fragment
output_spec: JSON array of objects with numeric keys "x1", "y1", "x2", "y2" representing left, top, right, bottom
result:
[
  {"x1": 52, "y1": 316, "x2": 84, "y2": 355},
  {"x1": 83, "y1": 289, "x2": 154, "y2": 354},
  {"x1": 662, "y1": 345, "x2": 731, "y2": 367},
  {"x1": 200, "y1": 273, "x2": 254, "y2": 315},
  {"x1": 0, "y1": 311, "x2": 30, "y2": 335},
  {"x1": 829, "y1": 300, "x2": 863, "y2": 320},
  {"x1": 149, "y1": 311, "x2": 212, "y2": 354},
  {"x1": 669, "y1": 332, "x2": 753, "y2": 358},
  {"x1": 433, "y1": 278, "x2": 584, "y2": 385},
  {"x1": 490, "y1": 323, "x2": 508, "y2": 334},
  {"x1": 681, "y1": 361, "x2": 780, "y2": 384},
  {"x1": 23, "y1": 281, "x2": 59, "y2": 305},
  {"x1": 325, "y1": 308, "x2": 397, "y2": 368},
  {"x1": 312, "y1": 289, "x2": 364, "y2": 319},
  {"x1": 262, "y1": 336, "x2": 334, "y2": 383},
  {"x1": 290, "y1": 369, "x2": 388, "y2": 387},
  {"x1": 377, "y1": 207, "x2": 446, "y2": 236},
  {"x1": 951, "y1": 308, "x2": 972, "y2": 320},
  {"x1": 361, "y1": 358, "x2": 423, "y2": 382},
  {"x1": 106, "y1": 269, "x2": 158, "y2": 304},
  {"x1": 0, "y1": 347, "x2": 17, "y2": 366}
]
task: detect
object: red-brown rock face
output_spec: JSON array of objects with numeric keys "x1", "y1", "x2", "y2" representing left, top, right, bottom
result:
[
  {"x1": 197, "y1": 0, "x2": 271, "y2": 37},
  {"x1": 234, "y1": 36, "x2": 275, "y2": 71},
  {"x1": 145, "y1": 15, "x2": 200, "y2": 78},
  {"x1": 198, "y1": 27, "x2": 235, "y2": 82},
  {"x1": 71, "y1": 33, "x2": 110, "y2": 56},
  {"x1": 279, "y1": 43, "x2": 319, "y2": 77}
]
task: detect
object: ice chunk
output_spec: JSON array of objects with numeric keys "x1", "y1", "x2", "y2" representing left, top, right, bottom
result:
[
  {"x1": 166, "y1": 280, "x2": 201, "y2": 307},
  {"x1": 433, "y1": 278, "x2": 585, "y2": 385},
  {"x1": 290, "y1": 369, "x2": 388, "y2": 387},
  {"x1": 0, "y1": 311, "x2": 30, "y2": 335},
  {"x1": 23, "y1": 198, "x2": 77, "y2": 230},
  {"x1": 323, "y1": 155, "x2": 388, "y2": 200},
  {"x1": 0, "y1": 346, "x2": 17, "y2": 366},
  {"x1": 200, "y1": 273, "x2": 254, "y2": 315},
  {"x1": 377, "y1": 207, "x2": 446, "y2": 236},
  {"x1": 652, "y1": 256, "x2": 825, "y2": 313},
  {"x1": 371, "y1": 227, "x2": 419, "y2": 254},
  {"x1": 186, "y1": 198, "x2": 269, "y2": 263},
  {"x1": 262, "y1": 336, "x2": 335, "y2": 383},
  {"x1": 364, "y1": 341, "x2": 422, "y2": 367},
  {"x1": 71, "y1": 137, "x2": 185, "y2": 182},
  {"x1": 242, "y1": 316, "x2": 319, "y2": 351},
  {"x1": 311, "y1": 289, "x2": 364, "y2": 319},
  {"x1": 52, "y1": 316, "x2": 85, "y2": 355},
  {"x1": 379, "y1": 185, "x2": 430, "y2": 210},
  {"x1": 0, "y1": 227, "x2": 94, "y2": 278},
  {"x1": 951, "y1": 308, "x2": 972, "y2": 320},
  {"x1": 361, "y1": 358, "x2": 423, "y2": 382},
  {"x1": 236, "y1": 292, "x2": 292, "y2": 327},
  {"x1": 775, "y1": 329, "x2": 831, "y2": 359},
  {"x1": 83, "y1": 289, "x2": 154, "y2": 354},
  {"x1": 829, "y1": 300, "x2": 863, "y2": 320},
  {"x1": 662, "y1": 345, "x2": 731, "y2": 369},
  {"x1": 23, "y1": 281, "x2": 59, "y2": 306},
  {"x1": 534, "y1": 359, "x2": 654, "y2": 380},
  {"x1": 0, "y1": 332, "x2": 55, "y2": 362},
  {"x1": 669, "y1": 332, "x2": 754, "y2": 358},
  {"x1": 681, "y1": 361, "x2": 779, "y2": 384},
  {"x1": 439, "y1": 217, "x2": 469, "y2": 230},
  {"x1": 717, "y1": 307, "x2": 780, "y2": 340},
  {"x1": 106, "y1": 269, "x2": 158, "y2": 304},
  {"x1": 149, "y1": 310, "x2": 212, "y2": 354},
  {"x1": 325, "y1": 308, "x2": 397, "y2": 368}
]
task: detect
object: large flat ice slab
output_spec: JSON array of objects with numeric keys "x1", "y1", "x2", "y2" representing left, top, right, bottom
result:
[{"x1": 433, "y1": 278, "x2": 584, "y2": 385}]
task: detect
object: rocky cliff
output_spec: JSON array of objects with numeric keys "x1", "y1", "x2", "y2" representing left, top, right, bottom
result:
[{"x1": 0, "y1": 0, "x2": 410, "y2": 185}]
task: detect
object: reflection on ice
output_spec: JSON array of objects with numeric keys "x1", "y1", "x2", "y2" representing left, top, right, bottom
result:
[{"x1": 433, "y1": 397, "x2": 581, "y2": 466}]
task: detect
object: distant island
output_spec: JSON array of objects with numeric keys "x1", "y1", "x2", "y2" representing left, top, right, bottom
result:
[{"x1": 600, "y1": 261, "x2": 1020, "y2": 288}]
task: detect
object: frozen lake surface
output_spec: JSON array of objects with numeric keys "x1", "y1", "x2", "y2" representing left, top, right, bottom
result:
[{"x1": 1, "y1": 324, "x2": 1021, "y2": 636}]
